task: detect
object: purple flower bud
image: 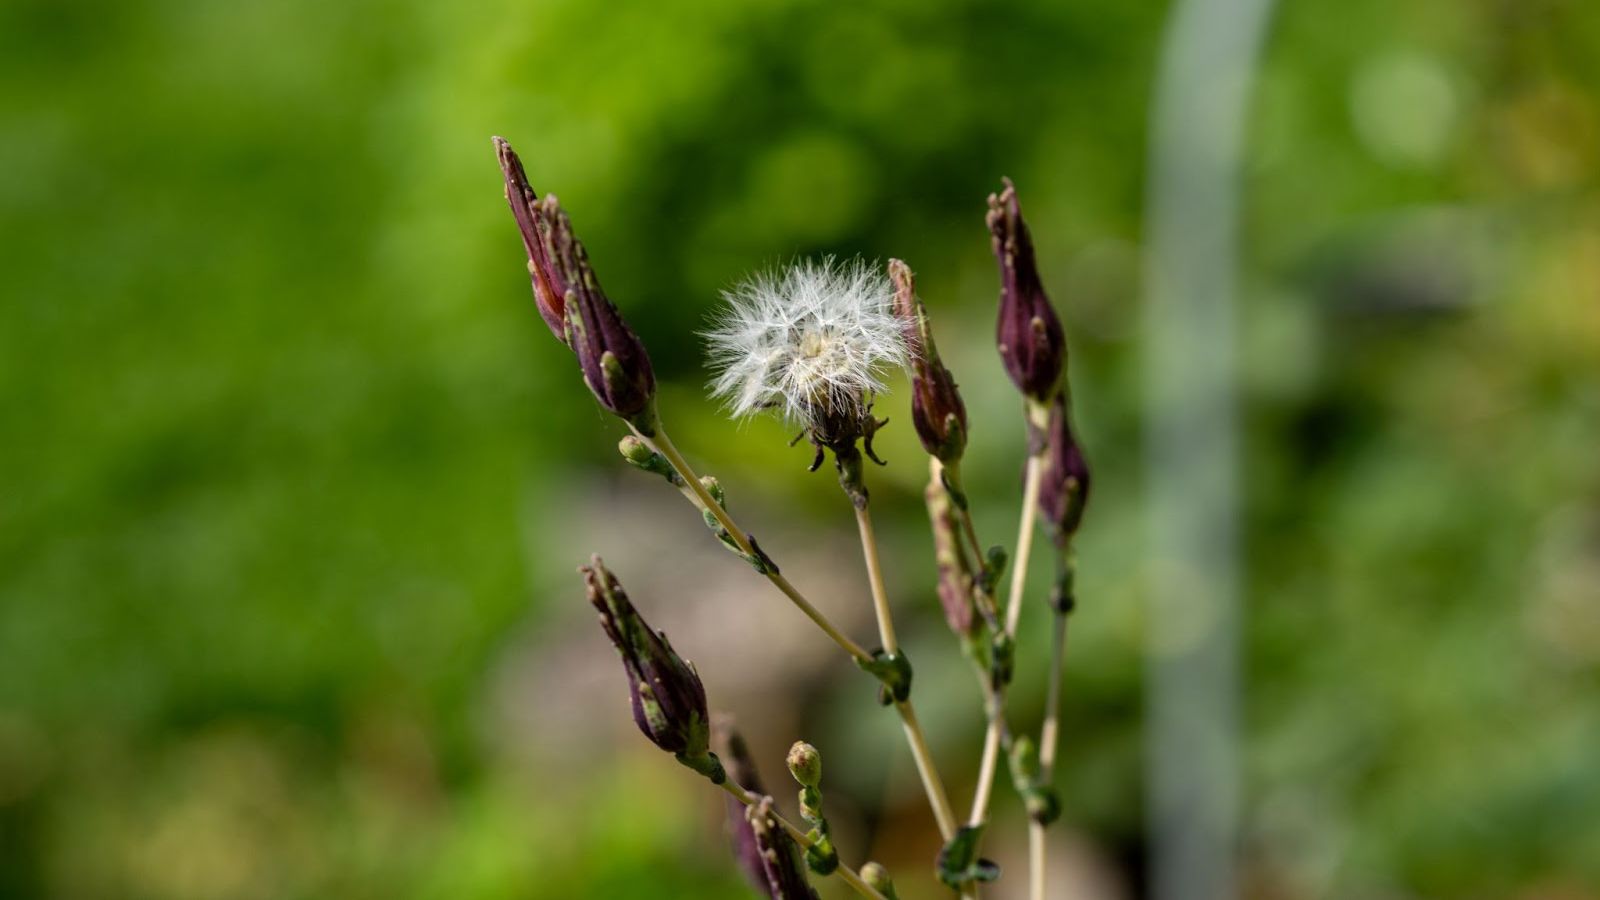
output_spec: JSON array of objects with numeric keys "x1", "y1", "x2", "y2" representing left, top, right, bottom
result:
[
  {"x1": 495, "y1": 137, "x2": 569, "y2": 342},
  {"x1": 987, "y1": 178, "x2": 1066, "y2": 402},
  {"x1": 581, "y1": 556, "x2": 723, "y2": 782},
  {"x1": 712, "y1": 716, "x2": 770, "y2": 895},
  {"x1": 890, "y1": 259, "x2": 968, "y2": 463},
  {"x1": 1036, "y1": 393, "x2": 1090, "y2": 544},
  {"x1": 495, "y1": 138, "x2": 656, "y2": 429},
  {"x1": 746, "y1": 795, "x2": 820, "y2": 900}
]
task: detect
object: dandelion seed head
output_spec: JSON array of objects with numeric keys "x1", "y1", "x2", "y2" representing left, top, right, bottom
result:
[{"x1": 704, "y1": 257, "x2": 909, "y2": 426}]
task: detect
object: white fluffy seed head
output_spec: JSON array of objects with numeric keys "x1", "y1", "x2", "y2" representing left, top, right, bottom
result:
[{"x1": 704, "y1": 257, "x2": 910, "y2": 426}]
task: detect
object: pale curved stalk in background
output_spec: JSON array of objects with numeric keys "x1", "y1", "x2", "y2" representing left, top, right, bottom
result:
[{"x1": 1143, "y1": 0, "x2": 1276, "y2": 898}]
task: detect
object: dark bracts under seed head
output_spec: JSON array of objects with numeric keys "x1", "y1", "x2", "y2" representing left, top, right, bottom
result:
[
  {"x1": 988, "y1": 178, "x2": 1066, "y2": 403},
  {"x1": 1036, "y1": 392, "x2": 1091, "y2": 546},
  {"x1": 890, "y1": 259, "x2": 968, "y2": 463},
  {"x1": 581, "y1": 556, "x2": 722, "y2": 782},
  {"x1": 495, "y1": 138, "x2": 655, "y2": 427}
]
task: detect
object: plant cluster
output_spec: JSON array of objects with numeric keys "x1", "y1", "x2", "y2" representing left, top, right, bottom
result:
[{"x1": 495, "y1": 138, "x2": 1091, "y2": 899}]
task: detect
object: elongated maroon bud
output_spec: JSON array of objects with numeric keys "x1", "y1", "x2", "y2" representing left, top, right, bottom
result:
[
  {"x1": 988, "y1": 178, "x2": 1065, "y2": 402},
  {"x1": 495, "y1": 138, "x2": 657, "y2": 432},
  {"x1": 746, "y1": 795, "x2": 820, "y2": 900},
  {"x1": 712, "y1": 716, "x2": 769, "y2": 895},
  {"x1": 1036, "y1": 392, "x2": 1090, "y2": 545},
  {"x1": 495, "y1": 137, "x2": 569, "y2": 341},
  {"x1": 890, "y1": 259, "x2": 968, "y2": 463},
  {"x1": 582, "y1": 557, "x2": 723, "y2": 782},
  {"x1": 561, "y1": 242, "x2": 657, "y2": 428}
]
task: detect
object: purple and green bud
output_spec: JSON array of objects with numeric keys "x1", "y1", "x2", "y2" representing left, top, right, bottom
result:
[
  {"x1": 746, "y1": 795, "x2": 821, "y2": 900},
  {"x1": 495, "y1": 137, "x2": 657, "y2": 433},
  {"x1": 889, "y1": 259, "x2": 968, "y2": 463},
  {"x1": 1036, "y1": 392, "x2": 1091, "y2": 547},
  {"x1": 495, "y1": 137, "x2": 569, "y2": 341},
  {"x1": 987, "y1": 178, "x2": 1066, "y2": 403},
  {"x1": 712, "y1": 716, "x2": 770, "y2": 895},
  {"x1": 581, "y1": 556, "x2": 723, "y2": 783}
]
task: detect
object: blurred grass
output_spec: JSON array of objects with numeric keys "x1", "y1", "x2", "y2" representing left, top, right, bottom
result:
[{"x1": 1, "y1": 0, "x2": 1598, "y2": 897}]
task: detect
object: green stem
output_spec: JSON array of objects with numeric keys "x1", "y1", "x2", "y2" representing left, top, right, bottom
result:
[
  {"x1": 640, "y1": 424, "x2": 875, "y2": 664},
  {"x1": 855, "y1": 504, "x2": 960, "y2": 842},
  {"x1": 967, "y1": 448, "x2": 1045, "y2": 830}
]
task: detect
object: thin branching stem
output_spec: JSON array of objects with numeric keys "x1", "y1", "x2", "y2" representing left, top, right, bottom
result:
[
  {"x1": 853, "y1": 505, "x2": 901, "y2": 655},
  {"x1": 641, "y1": 422, "x2": 958, "y2": 845},
  {"x1": 719, "y1": 780, "x2": 888, "y2": 900},
  {"x1": 641, "y1": 424, "x2": 874, "y2": 663},
  {"x1": 1030, "y1": 603, "x2": 1070, "y2": 900},
  {"x1": 966, "y1": 448, "x2": 1045, "y2": 830},
  {"x1": 1028, "y1": 820, "x2": 1048, "y2": 900},
  {"x1": 855, "y1": 504, "x2": 961, "y2": 842}
]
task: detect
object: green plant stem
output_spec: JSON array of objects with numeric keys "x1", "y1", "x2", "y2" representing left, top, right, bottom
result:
[
  {"x1": 1030, "y1": 606, "x2": 1069, "y2": 900},
  {"x1": 936, "y1": 459, "x2": 999, "y2": 627},
  {"x1": 853, "y1": 505, "x2": 901, "y2": 655},
  {"x1": 1028, "y1": 820, "x2": 1047, "y2": 900},
  {"x1": 641, "y1": 422, "x2": 959, "y2": 852},
  {"x1": 941, "y1": 461, "x2": 987, "y2": 570},
  {"x1": 854, "y1": 504, "x2": 960, "y2": 843},
  {"x1": 719, "y1": 781, "x2": 887, "y2": 900},
  {"x1": 640, "y1": 424, "x2": 874, "y2": 664},
  {"x1": 966, "y1": 449, "x2": 1045, "y2": 830}
]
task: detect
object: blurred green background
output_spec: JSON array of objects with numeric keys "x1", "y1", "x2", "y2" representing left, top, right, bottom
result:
[{"x1": 2, "y1": 0, "x2": 1598, "y2": 897}]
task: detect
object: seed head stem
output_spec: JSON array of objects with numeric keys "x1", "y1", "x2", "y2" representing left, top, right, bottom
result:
[{"x1": 854, "y1": 504, "x2": 961, "y2": 842}]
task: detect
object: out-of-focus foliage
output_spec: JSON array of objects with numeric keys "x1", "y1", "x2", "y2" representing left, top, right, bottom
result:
[{"x1": 0, "y1": 0, "x2": 1596, "y2": 897}]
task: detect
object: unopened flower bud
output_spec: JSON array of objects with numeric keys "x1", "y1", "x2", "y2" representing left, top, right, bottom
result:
[
  {"x1": 889, "y1": 259, "x2": 968, "y2": 463},
  {"x1": 746, "y1": 795, "x2": 820, "y2": 900},
  {"x1": 786, "y1": 741, "x2": 822, "y2": 789},
  {"x1": 1036, "y1": 392, "x2": 1090, "y2": 545},
  {"x1": 495, "y1": 137, "x2": 569, "y2": 342},
  {"x1": 988, "y1": 178, "x2": 1066, "y2": 402},
  {"x1": 581, "y1": 556, "x2": 722, "y2": 782},
  {"x1": 861, "y1": 862, "x2": 900, "y2": 899},
  {"x1": 495, "y1": 138, "x2": 657, "y2": 432},
  {"x1": 617, "y1": 435, "x2": 680, "y2": 484}
]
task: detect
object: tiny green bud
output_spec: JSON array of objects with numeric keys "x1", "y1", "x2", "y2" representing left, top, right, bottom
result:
[
  {"x1": 699, "y1": 475, "x2": 727, "y2": 507},
  {"x1": 786, "y1": 741, "x2": 822, "y2": 789},
  {"x1": 991, "y1": 632, "x2": 1015, "y2": 687},
  {"x1": 617, "y1": 436, "x2": 680, "y2": 484},
  {"x1": 1009, "y1": 734, "x2": 1040, "y2": 781},
  {"x1": 861, "y1": 862, "x2": 900, "y2": 899}
]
